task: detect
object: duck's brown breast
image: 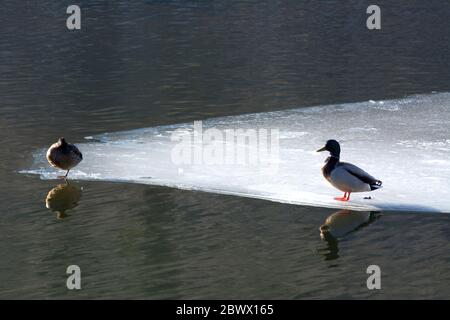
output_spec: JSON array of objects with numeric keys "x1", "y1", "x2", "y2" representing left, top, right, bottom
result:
[{"x1": 46, "y1": 144, "x2": 82, "y2": 170}]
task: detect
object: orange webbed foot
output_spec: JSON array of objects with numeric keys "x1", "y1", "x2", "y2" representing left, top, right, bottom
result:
[{"x1": 334, "y1": 192, "x2": 350, "y2": 201}]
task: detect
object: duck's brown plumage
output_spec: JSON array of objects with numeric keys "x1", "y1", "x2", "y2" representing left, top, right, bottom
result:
[{"x1": 46, "y1": 138, "x2": 82, "y2": 176}]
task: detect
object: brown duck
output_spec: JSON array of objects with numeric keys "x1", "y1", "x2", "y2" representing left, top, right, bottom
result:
[{"x1": 46, "y1": 137, "x2": 83, "y2": 179}]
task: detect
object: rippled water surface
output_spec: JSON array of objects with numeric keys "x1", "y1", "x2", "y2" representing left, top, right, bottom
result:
[{"x1": 1, "y1": 0, "x2": 449, "y2": 299}]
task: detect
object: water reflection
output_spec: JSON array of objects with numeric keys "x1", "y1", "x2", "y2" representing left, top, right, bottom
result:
[
  {"x1": 45, "y1": 182, "x2": 82, "y2": 219},
  {"x1": 318, "y1": 209, "x2": 381, "y2": 261}
]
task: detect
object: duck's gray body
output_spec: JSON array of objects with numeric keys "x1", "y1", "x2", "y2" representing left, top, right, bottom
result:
[
  {"x1": 322, "y1": 156, "x2": 381, "y2": 193},
  {"x1": 46, "y1": 138, "x2": 82, "y2": 172}
]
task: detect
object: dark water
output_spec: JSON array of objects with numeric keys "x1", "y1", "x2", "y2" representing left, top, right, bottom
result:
[{"x1": 1, "y1": 1, "x2": 449, "y2": 299}]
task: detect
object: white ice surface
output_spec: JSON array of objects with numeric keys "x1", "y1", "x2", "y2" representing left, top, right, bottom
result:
[{"x1": 22, "y1": 92, "x2": 450, "y2": 212}]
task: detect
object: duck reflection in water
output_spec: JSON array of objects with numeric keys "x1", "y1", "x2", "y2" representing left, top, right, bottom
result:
[
  {"x1": 318, "y1": 209, "x2": 381, "y2": 261},
  {"x1": 45, "y1": 182, "x2": 82, "y2": 219}
]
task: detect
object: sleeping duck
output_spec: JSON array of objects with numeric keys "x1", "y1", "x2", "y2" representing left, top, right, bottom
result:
[
  {"x1": 46, "y1": 137, "x2": 83, "y2": 179},
  {"x1": 317, "y1": 139, "x2": 382, "y2": 201}
]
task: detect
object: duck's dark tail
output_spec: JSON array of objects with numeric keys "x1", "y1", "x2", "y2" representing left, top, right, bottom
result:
[{"x1": 370, "y1": 180, "x2": 383, "y2": 191}]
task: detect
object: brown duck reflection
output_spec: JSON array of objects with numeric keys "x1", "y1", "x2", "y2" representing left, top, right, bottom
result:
[
  {"x1": 45, "y1": 182, "x2": 82, "y2": 219},
  {"x1": 318, "y1": 209, "x2": 380, "y2": 261}
]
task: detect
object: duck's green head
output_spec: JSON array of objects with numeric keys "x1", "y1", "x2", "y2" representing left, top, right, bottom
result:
[
  {"x1": 58, "y1": 137, "x2": 66, "y2": 145},
  {"x1": 317, "y1": 139, "x2": 341, "y2": 157}
]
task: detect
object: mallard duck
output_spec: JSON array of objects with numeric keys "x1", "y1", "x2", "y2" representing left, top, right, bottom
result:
[
  {"x1": 317, "y1": 139, "x2": 382, "y2": 201},
  {"x1": 46, "y1": 137, "x2": 83, "y2": 179}
]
